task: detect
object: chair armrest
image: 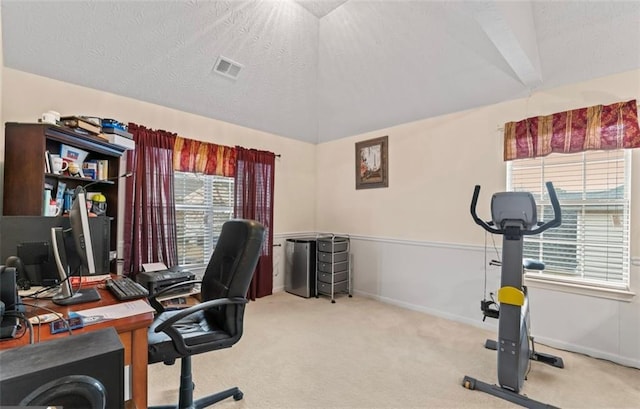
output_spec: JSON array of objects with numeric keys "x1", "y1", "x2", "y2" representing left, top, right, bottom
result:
[
  {"x1": 153, "y1": 297, "x2": 248, "y2": 355},
  {"x1": 148, "y1": 279, "x2": 202, "y2": 314}
]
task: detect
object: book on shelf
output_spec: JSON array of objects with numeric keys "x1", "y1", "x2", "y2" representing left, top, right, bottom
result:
[
  {"x1": 83, "y1": 161, "x2": 98, "y2": 180},
  {"x1": 82, "y1": 168, "x2": 96, "y2": 180},
  {"x1": 44, "y1": 150, "x2": 51, "y2": 173},
  {"x1": 54, "y1": 181, "x2": 66, "y2": 214},
  {"x1": 97, "y1": 159, "x2": 109, "y2": 180},
  {"x1": 60, "y1": 116, "x2": 101, "y2": 135},
  {"x1": 102, "y1": 126, "x2": 133, "y2": 139},
  {"x1": 107, "y1": 133, "x2": 135, "y2": 150},
  {"x1": 79, "y1": 116, "x2": 101, "y2": 127},
  {"x1": 43, "y1": 188, "x2": 53, "y2": 216}
]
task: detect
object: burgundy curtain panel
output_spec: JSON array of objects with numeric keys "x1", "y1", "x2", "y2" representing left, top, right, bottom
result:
[
  {"x1": 234, "y1": 147, "x2": 276, "y2": 300},
  {"x1": 123, "y1": 123, "x2": 178, "y2": 277},
  {"x1": 503, "y1": 99, "x2": 640, "y2": 161}
]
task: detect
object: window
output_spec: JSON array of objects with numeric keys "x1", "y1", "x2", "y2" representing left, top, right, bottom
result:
[
  {"x1": 174, "y1": 171, "x2": 235, "y2": 267},
  {"x1": 508, "y1": 150, "x2": 631, "y2": 291}
]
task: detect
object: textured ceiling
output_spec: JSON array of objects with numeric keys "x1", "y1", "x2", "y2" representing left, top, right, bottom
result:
[
  {"x1": 294, "y1": 0, "x2": 349, "y2": 18},
  {"x1": 2, "y1": 1, "x2": 639, "y2": 144}
]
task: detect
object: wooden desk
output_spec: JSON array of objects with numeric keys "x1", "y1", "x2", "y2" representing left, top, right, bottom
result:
[{"x1": 0, "y1": 285, "x2": 154, "y2": 409}]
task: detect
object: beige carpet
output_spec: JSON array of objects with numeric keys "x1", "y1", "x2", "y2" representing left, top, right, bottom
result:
[{"x1": 147, "y1": 292, "x2": 640, "y2": 408}]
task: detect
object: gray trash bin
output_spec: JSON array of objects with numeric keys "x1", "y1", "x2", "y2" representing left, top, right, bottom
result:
[{"x1": 284, "y1": 238, "x2": 316, "y2": 298}]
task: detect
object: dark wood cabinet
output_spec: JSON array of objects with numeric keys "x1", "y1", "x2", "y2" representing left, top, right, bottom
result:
[{"x1": 3, "y1": 123, "x2": 127, "y2": 250}]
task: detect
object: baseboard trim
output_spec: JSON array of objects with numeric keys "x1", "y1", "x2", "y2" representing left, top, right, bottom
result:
[{"x1": 529, "y1": 335, "x2": 640, "y2": 369}]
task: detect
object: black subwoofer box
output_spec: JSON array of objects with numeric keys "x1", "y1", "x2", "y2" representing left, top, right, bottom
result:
[{"x1": 0, "y1": 327, "x2": 124, "y2": 408}]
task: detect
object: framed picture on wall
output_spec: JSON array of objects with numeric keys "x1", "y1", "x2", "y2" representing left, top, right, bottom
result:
[{"x1": 355, "y1": 135, "x2": 388, "y2": 190}]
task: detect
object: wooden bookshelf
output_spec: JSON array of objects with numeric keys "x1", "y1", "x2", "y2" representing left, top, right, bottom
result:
[{"x1": 2, "y1": 122, "x2": 127, "y2": 250}]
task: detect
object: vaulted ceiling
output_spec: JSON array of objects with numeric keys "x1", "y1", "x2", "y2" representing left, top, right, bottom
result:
[{"x1": 2, "y1": 1, "x2": 639, "y2": 144}]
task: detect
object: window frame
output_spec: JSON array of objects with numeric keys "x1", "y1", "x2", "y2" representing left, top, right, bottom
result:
[
  {"x1": 506, "y1": 150, "x2": 635, "y2": 302},
  {"x1": 173, "y1": 171, "x2": 235, "y2": 269}
]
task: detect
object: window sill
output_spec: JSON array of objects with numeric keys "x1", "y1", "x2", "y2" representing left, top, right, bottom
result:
[{"x1": 524, "y1": 275, "x2": 635, "y2": 302}]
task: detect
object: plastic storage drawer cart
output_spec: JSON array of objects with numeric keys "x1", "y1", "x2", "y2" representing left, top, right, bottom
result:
[{"x1": 315, "y1": 235, "x2": 351, "y2": 303}]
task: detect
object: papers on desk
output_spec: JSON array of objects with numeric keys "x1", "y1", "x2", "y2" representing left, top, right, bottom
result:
[
  {"x1": 142, "y1": 262, "x2": 168, "y2": 272},
  {"x1": 19, "y1": 286, "x2": 60, "y2": 298},
  {"x1": 73, "y1": 299, "x2": 155, "y2": 326}
]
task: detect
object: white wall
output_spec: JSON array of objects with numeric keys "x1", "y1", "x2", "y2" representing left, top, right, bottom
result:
[{"x1": 315, "y1": 69, "x2": 640, "y2": 367}]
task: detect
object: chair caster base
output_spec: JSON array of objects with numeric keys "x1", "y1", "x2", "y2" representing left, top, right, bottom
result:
[{"x1": 149, "y1": 386, "x2": 243, "y2": 409}]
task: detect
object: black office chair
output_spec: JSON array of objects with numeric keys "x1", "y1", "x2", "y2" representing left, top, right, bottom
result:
[{"x1": 147, "y1": 219, "x2": 266, "y2": 409}]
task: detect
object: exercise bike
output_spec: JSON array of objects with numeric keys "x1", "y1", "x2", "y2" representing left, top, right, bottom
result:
[{"x1": 462, "y1": 181, "x2": 563, "y2": 409}]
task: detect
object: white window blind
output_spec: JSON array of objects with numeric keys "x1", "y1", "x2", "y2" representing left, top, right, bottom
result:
[
  {"x1": 174, "y1": 171, "x2": 235, "y2": 267},
  {"x1": 508, "y1": 150, "x2": 631, "y2": 289}
]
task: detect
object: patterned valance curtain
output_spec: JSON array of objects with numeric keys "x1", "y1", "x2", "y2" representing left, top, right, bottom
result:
[
  {"x1": 503, "y1": 99, "x2": 640, "y2": 161},
  {"x1": 173, "y1": 136, "x2": 236, "y2": 176}
]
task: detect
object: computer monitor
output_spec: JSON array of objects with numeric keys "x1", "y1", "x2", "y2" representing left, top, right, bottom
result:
[
  {"x1": 0, "y1": 216, "x2": 113, "y2": 286},
  {"x1": 50, "y1": 189, "x2": 101, "y2": 306},
  {"x1": 69, "y1": 188, "x2": 97, "y2": 276}
]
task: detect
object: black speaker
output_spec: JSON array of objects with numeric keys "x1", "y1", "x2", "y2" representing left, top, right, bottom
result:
[
  {"x1": 0, "y1": 265, "x2": 19, "y2": 339},
  {"x1": 0, "y1": 327, "x2": 124, "y2": 409}
]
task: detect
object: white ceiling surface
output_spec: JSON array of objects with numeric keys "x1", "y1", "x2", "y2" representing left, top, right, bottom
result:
[{"x1": 2, "y1": 1, "x2": 639, "y2": 144}]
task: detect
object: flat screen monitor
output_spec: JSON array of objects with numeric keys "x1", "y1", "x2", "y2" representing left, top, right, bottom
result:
[
  {"x1": 50, "y1": 189, "x2": 101, "y2": 306},
  {"x1": 69, "y1": 189, "x2": 97, "y2": 276},
  {"x1": 0, "y1": 216, "x2": 112, "y2": 286}
]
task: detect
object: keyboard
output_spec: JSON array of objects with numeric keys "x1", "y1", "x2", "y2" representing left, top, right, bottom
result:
[{"x1": 105, "y1": 277, "x2": 149, "y2": 301}]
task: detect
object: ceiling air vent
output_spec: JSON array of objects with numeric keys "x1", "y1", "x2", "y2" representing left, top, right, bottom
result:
[{"x1": 213, "y1": 56, "x2": 243, "y2": 80}]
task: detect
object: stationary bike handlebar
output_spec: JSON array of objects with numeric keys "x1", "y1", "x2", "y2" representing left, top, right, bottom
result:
[{"x1": 470, "y1": 181, "x2": 562, "y2": 236}]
